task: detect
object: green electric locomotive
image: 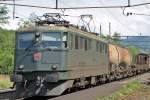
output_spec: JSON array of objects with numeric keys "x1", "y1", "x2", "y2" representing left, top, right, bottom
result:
[
  {"x1": 11, "y1": 13, "x2": 109, "y2": 98},
  {"x1": 11, "y1": 13, "x2": 150, "y2": 99}
]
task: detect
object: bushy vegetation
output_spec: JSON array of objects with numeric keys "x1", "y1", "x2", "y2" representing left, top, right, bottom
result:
[
  {"x1": 0, "y1": 75, "x2": 13, "y2": 89},
  {"x1": 100, "y1": 32, "x2": 121, "y2": 43},
  {"x1": 97, "y1": 81, "x2": 142, "y2": 100},
  {"x1": 0, "y1": 5, "x2": 15, "y2": 74},
  {"x1": 0, "y1": 29, "x2": 15, "y2": 74},
  {"x1": 0, "y1": 5, "x2": 9, "y2": 24},
  {"x1": 128, "y1": 46, "x2": 140, "y2": 64}
]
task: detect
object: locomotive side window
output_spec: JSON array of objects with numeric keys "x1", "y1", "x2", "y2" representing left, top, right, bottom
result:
[
  {"x1": 88, "y1": 39, "x2": 91, "y2": 50},
  {"x1": 102, "y1": 43, "x2": 105, "y2": 53},
  {"x1": 75, "y1": 35, "x2": 79, "y2": 49},
  {"x1": 100, "y1": 43, "x2": 102, "y2": 53},
  {"x1": 69, "y1": 34, "x2": 74, "y2": 49},
  {"x1": 80, "y1": 37, "x2": 85, "y2": 50},
  {"x1": 105, "y1": 44, "x2": 108, "y2": 53},
  {"x1": 62, "y1": 32, "x2": 68, "y2": 48},
  {"x1": 18, "y1": 33, "x2": 34, "y2": 49},
  {"x1": 99, "y1": 42, "x2": 106, "y2": 53},
  {"x1": 103, "y1": 43, "x2": 105, "y2": 53},
  {"x1": 42, "y1": 32, "x2": 61, "y2": 48},
  {"x1": 85, "y1": 39, "x2": 88, "y2": 51},
  {"x1": 96, "y1": 42, "x2": 99, "y2": 52},
  {"x1": 102, "y1": 43, "x2": 107, "y2": 54}
]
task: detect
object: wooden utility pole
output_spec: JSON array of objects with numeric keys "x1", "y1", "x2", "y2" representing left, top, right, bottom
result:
[
  {"x1": 56, "y1": 0, "x2": 58, "y2": 9},
  {"x1": 140, "y1": 32, "x2": 142, "y2": 36},
  {"x1": 100, "y1": 24, "x2": 102, "y2": 36},
  {"x1": 13, "y1": 0, "x2": 15, "y2": 19},
  {"x1": 128, "y1": 0, "x2": 130, "y2": 7}
]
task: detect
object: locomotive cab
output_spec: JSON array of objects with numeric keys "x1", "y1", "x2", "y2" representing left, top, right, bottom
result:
[
  {"x1": 11, "y1": 13, "x2": 110, "y2": 98},
  {"x1": 15, "y1": 31, "x2": 68, "y2": 72},
  {"x1": 11, "y1": 30, "x2": 69, "y2": 85},
  {"x1": 11, "y1": 29, "x2": 72, "y2": 98}
]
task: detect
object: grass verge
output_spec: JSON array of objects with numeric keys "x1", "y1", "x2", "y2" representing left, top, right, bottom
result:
[
  {"x1": 0, "y1": 75, "x2": 13, "y2": 89},
  {"x1": 97, "y1": 81, "x2": 142, "y2": 100}
]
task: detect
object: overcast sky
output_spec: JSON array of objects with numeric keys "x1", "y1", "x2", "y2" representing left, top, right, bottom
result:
[{"x1": 1, "y1": 0, "x2": 150, "y2": 36}]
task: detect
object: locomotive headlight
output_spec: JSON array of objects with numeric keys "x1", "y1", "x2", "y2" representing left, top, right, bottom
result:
[
  {"x1": 35, "y1": 37, "x2": 39, "y2": 42},
  {"x1": 51, "y1": 64, "x2": 58, "y2": 70},
  {"x1": 18, "y1": 65, "x2": 24, "y2": 70},
  {"x1": 35, "y1": 32, "x2": 41, "y2": 42}
]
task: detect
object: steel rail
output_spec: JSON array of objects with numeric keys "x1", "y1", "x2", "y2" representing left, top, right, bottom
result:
[
  {"x1": 0, "y1": 2, "x2": 150, "y2": 9},
  {"x1": 0, "y1": 89, "x2": 16, "y2": 100}
]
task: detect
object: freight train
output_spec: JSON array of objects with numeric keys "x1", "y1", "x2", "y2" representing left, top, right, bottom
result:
[{"x1": 11, "y1": 13, "x2": 150, "y2": 99}]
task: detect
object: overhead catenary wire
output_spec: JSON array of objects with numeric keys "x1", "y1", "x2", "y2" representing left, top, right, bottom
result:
[
  {"x1": 0, "y1": 2, "x2": 54, "y2": 9},
  {"x1": 97, "y1": 0, "x2": 139, "y2": 34},
  {"x1": 130, "y1": 2, "x2": 150, "y2": 8},
  {"x1": 58, "y1": 0, "x2": 96, "y2": 32},
  {"x1": 141, "y1": 0, "x2": 150, "y2": 9},
  {"x1": 0, "y1": 2, "x2": 150, "y2": 9},
  {"x1": 1, "y1": 0, "x2": 150, "y2": 20}
]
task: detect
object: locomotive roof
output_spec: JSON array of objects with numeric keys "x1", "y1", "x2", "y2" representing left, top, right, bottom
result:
[{"x1": 18, "y1": 25, "x2": 108, "y2": 43}]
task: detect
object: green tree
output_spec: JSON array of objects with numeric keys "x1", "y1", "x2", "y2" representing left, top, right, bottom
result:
[
  {"x1": 111, "y1": 32, "x2": 121, "y2": 43},
  {"x1": 29, "y1": 12, "x2": 38, "y2": 22},
  {"x1": 18, "y1": 12, "x2": 38, "y2": 28},
  {"x1": 100, "y1": 32, "x2": 121, "y2": 44},
  {"x1": 0, "y1": 29, "x2": 15, "y2": 74},
  {"x1": 0, "y1": 5, "x2": 9, "y2": 24},
  {"x1": 100, "y1": 34, "x2": 106, "y2": 39},
  {"x1": 18, "y1": 19, "x2": 33, "y2": 28},
  {"x1": 113, "y1": 32, "x2": 120, "y2": 41}
]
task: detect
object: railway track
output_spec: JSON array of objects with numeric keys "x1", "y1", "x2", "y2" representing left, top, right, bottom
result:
[
  {"x1": 49, "y1": 72, "x2": 150, "y2": 100},
  {"x1": 0, "y1": 89, "x2": 16, "y2": 100},
  {"x1": 0, "y1": 70, "x2": 149, "y2": 100},
  {"x1": 24, "y1": 70, "x2": 150, "y2": 100}
]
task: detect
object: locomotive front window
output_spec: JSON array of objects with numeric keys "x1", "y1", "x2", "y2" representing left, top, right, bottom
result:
[
  {"x1": 18, "y1": 33, "x2": 35, "y2": 49},
  {"x1": 42, "y1": 32, "x2": 61, "y2": 48}
]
